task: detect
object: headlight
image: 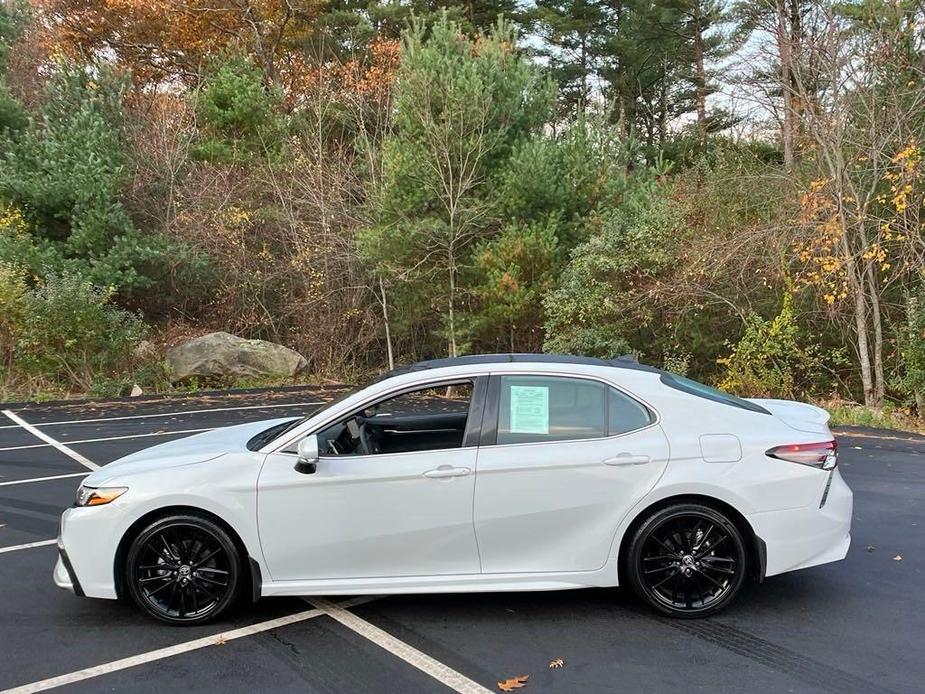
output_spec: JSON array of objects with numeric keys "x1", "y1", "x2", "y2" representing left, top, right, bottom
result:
[{"x1": 75, "y1": 485, "x2": 127, "y2": 507}]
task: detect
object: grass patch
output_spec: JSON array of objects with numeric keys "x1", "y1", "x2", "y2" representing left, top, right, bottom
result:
[{"x1": 819, "y1": 399, "x2": 925, "y2": 435}]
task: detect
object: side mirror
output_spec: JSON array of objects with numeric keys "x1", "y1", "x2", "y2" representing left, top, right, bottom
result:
[{"x1": 294, "y1": 435, "x2": 319, "y2": 474}]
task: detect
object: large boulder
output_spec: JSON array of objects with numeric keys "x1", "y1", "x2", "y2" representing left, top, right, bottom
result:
[{"x1": 166, "y1": 332, "x2": 308, "y2": 382}]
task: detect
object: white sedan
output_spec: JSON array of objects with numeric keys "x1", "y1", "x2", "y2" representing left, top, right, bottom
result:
[{"x1": 54, "y1": 354, "x2": 852, "y2": 623}]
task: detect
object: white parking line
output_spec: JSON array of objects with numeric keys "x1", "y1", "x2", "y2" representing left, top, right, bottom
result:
[
  {"x1": 1, "y1": 411, "x2": 99, "y2": 471},
  {"x1": 0, "y1": 428, "x2": 214, "y2": 452},
  {"x1": 308, "y1": 598, "x2": 492, "y2": 694},
  {"x1": 0, "y1": 539, "x2": 57, "y2": 554},
  {"x1": 0, "y1": 472, "x2": 88, "y2": 487},
  {"x1": 0, "y1": 596, "x2": 376, "y2": 694},
  {"x1": 0, "y1": 401, "x2": 324, "y2": 430}
]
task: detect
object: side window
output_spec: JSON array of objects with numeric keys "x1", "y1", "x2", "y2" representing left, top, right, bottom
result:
[
  {"x1": 497, "y1": 376, "x2": 606, "y2": 445},
  {"x1": 495, "y1": 376, "x2": 653, "y2": 445},
  {"x1": 314, "y1": 381, "x2": 474, "y2": 456},
  {"x1": 608, "y1": 386, "x2": 653, "y2": 435}
]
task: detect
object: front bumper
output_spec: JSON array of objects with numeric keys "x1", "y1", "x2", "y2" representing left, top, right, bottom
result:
[
  {"x1": 748, "y1": 467, "x2": 853, "y2": 577},
  {"x1": 53, "y1": 504, "x2": 123, "y2": 600},
  {"x1": 53, "y1": 542, "x2": 85, "y2": 597}
]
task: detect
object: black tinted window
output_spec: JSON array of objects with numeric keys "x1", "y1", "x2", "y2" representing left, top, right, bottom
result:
[
  {"x1": 660, "y1": 373, "x2": 770, "y2": 414},
  {"x1": 608, "y1": 387, "x2": 653, "y2": 434},
  {"x1": 315, "y1": 382, "x2": 474, "y2": 456},
  {"x1": 497, "y1": 376, "x2": 606, "y2": 444}
]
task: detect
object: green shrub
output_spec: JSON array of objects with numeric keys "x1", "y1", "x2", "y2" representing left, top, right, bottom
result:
[
  {"x1": 0, "y1": 261, "x2": 26, "y2": 380},
  {"x1": 893, "y1": 287, "x2": 925, "y2": 414},
  {"x1": 542, "y1": 180, "x2": 679, "y2": 358},
  {"x1": 12, "y1": 273, "x2": 149, "y2": 392},
  {"x1": 717, "y1": 291, "x2": 832, "y2": 399}
]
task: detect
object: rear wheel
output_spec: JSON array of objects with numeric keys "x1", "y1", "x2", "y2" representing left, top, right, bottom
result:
[
  {"x1": 626, "y1": 503, "x2": 747, "y2": 618},
  {"x1": 125, "y1": 514, "x2": 241, "y2": 625}
]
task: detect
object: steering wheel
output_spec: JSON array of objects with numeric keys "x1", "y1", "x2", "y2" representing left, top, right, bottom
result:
[{"x1": 358, "y1": 422, "x2": 382, "y2": 455}]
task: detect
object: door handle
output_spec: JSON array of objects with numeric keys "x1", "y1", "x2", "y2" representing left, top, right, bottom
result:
[
  {"x1": 423, "y1": 466, "x2": 471, "y2": 479},
  {"x1": 603, "y1": 454, "x2": 651, "y2": 466}
]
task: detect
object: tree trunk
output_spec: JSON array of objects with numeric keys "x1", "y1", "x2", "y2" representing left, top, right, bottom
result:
[
  {"x1": 845, "y1": 253, "x2": 874, "y2": 406},
  {"x1": 658, "y1": 58, "x2": 668, "y2": 147},
  {"x1": 864, "y1": 264, "x2": 885, "y2": 407},
  {"x1": 379, "y1": 276, "x2": 394, "y2": 371},
  {"x1": 447, "y1": 251, "x2": 458, "y2": 359},
  {"x1": 777, "y1": 2, "x2": 795, "y2": 167},
  {"x1": 693, "y1": 14, "x2": 707, "y2": 143}
]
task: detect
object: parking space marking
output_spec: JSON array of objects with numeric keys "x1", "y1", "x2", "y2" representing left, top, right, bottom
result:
[
  {"x1": 0, "y1": 401, "x2": 324, "y2": 430},
  {"x1": 1, "y1": 411, "x2": 99, "y2": 471},
  {"x1": 0, "y1": 596, "x2": 376, "y2": 694},
  {"x1": 0, "y1": 539, "x2": 56, "y2": 554},
  {"x1": 308, "y1": 598, "x2": 492, "y2": 694},
  {"x1": 0, "y1": 472, "x2": 88, "y2": 487},
  {"x1": 0, "y1": 428, "x2": 215, "y2": 452}
]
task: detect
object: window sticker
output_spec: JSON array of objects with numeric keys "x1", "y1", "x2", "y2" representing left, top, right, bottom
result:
[{"x1": 509, "y1": 385, "x2": 549, "y2": 434}]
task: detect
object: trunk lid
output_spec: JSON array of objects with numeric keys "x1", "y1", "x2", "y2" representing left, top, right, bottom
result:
[{"x1": 747, "y1": 398, "x2": 832, "y2": 436}]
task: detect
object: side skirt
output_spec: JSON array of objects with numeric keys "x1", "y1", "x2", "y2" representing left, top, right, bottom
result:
[{"x1": 260, "y1": 559, "x2": 619, "y2": 597}]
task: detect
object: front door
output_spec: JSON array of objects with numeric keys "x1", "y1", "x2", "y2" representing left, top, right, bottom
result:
[
  {"x1": 257, "y1": 379, "x2": 484, "y2": 581},
  {"x1": 473, "y1": 373, "x2": 670, "y2": 574}
]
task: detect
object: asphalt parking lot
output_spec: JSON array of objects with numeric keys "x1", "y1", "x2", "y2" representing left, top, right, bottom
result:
[{"x1": 0, "y1": 387, "x2": 922, "y2": 694}]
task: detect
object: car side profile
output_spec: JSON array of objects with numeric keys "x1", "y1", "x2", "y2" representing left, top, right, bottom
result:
[{"x1": 54, "y1": 354, "x2": 852, "y2": 623}]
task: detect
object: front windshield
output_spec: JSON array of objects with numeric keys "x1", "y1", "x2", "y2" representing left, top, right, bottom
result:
[{"x1": 245, "y1": 383, "x2": 367, "y2": 451}]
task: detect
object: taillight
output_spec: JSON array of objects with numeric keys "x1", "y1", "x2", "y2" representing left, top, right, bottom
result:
[{"x1": 766, "y1": 440, "x2": 837, "y2": 470}]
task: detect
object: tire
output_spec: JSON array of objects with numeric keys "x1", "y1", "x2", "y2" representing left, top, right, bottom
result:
[
  {"x1": 625, "y1": 503, "x2": 747, "y2": 618},
  {"x1": 125, "y1": 514, "x2": 242, "y2": 625}
]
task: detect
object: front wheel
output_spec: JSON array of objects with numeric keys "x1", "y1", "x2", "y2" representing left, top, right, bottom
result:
[
  {"x1": 625, "y1": 503, "x2": 747, "y2": 618},
  {"x1": 125, "y1": 514, "x2": 242, "y2": 625}
]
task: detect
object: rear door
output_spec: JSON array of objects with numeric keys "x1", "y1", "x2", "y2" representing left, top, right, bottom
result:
[{"x1": 473, "y1": 373, "x2": 670, "y2": 574}]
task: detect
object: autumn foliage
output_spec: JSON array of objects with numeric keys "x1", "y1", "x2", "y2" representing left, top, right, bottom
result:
[{"x1": 40, "y1": 0, "x2": 324, "y2": 89}]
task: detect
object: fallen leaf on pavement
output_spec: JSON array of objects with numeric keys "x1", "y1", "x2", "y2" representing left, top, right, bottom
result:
[
  {"x1": 498, "y1": 675, "x2": 529, "y2": 691},
  {"x1": 893, "y1": 555, "x2": 903, "y2": 561},
  {"x1": 548, "y1": 659, "x2": 564, "y2": 669},
  {"x1": 865, "y1": 545, "x2": 876, "y2": 552},
  {"x1": 215, "y1": 634, "x2": 227, "y2": 645}
]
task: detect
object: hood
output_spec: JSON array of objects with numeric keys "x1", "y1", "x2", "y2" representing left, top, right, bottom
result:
[
  {"x1": 747, "y1": 398, "x2": 832, "y2": 436},
  {"x1": 84, "y1": 416, "x2": 297, "y2": 485}
]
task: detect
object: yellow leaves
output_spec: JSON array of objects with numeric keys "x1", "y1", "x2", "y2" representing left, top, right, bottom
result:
[
  {"x1": 892, "y1": 140, "x2": 919, "y2": 165},
  {"x1": 548, "y1": 659, "x2": 565, "y2": 669},
  {"x1": 224, "y1": 206, "x2": 252, "y2": 228},
  {"x1": 809, "y1": 178, "x2": 830, "y2": 192},
  {"x1": 0, "y1": 204, "x2": 28, "y2": 237},
  {"x1": 862, "y1": 243, "x2": 887, "y2": 264},
  {"x1": 497, "y1": 675, "x2": 529, "y2": 691}
]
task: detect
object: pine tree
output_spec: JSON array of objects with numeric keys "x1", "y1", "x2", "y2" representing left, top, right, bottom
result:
[{"x1": 529, "y1": 0, "x2": 608, "y2": 117}]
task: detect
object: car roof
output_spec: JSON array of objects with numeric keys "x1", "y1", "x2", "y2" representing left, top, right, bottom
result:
[{"x1": 378, "y1": 353, "x2": 662, "y2": 381}]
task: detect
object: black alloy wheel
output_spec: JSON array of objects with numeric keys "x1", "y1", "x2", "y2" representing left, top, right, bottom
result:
[
  {"x1": 126, "y1": 514, "x2": 241, "y2": 625},
  {"x1": 626, "y1": 503, "x2": 747, "y2": 618}
]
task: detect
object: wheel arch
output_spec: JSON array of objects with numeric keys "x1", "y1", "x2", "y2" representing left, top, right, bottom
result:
[
  {"x1": 113, "y1": 505, "x2": 260, "y2": 601},
  {"x1": 616, "y1": 493, "x2": 766, "y2": 587}
]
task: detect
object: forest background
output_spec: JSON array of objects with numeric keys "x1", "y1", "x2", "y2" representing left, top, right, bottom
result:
[{"x1": 1, "y1": 0, "x2": 924, "y2": 429}]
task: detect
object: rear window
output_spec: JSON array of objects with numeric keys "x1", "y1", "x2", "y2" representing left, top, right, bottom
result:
[{"x1": 660, "y1": 373, "x2": 770, "y2": 415}]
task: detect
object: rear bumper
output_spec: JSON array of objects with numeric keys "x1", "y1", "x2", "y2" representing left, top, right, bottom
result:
[{"x1": 748, "y1": 468, "x2": 853, "y2": 577}]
